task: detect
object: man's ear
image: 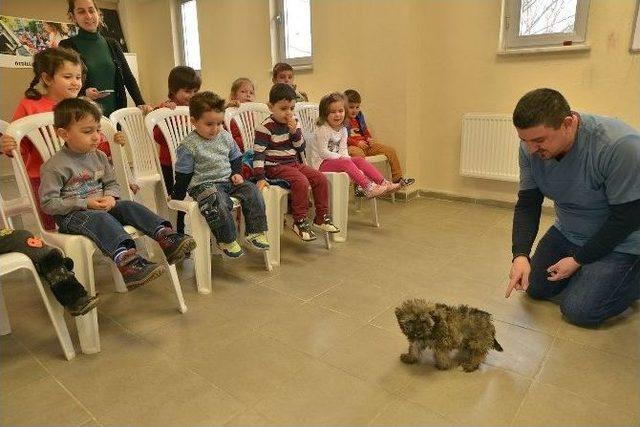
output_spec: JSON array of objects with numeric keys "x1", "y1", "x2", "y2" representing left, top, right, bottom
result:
[{"x1": 56, "y1": 127, "x2": 68, "y2": 141}]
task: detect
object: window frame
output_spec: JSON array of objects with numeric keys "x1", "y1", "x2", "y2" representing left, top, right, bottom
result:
[
  {"x1": 271, "y1": 0, "x2": 313, "y2": 69},
  {"x1": 501, "y1": 0, "x2": 591, "y2": 51},
  {"x1": 175, "y1": 0, "x2": 202, "y2": 70}
]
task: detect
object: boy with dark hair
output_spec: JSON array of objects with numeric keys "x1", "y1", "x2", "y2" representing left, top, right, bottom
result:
[
  {"x1": 172, "y1": 91, "x2": 269, "y2": 259},
  {"x1": 153, "y1": 66, "x2": 202, "y2": 234},
  {"x1": 344, "y1": 89, "x2": 414, "y2": 188},
  {"x1": 272, "y1": 62, "x2": 308, "y2": 102},
  {"x1": 39, "y1": 98, "x2": 195, "y2": 287},
  {"x1": 253, "y1": 83, "x2": 339, "y2": 242}
]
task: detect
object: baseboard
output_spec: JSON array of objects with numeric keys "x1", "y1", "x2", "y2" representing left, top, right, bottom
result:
[{"x1": 418, "y1": 189, "x2": 554, "y2": 214}]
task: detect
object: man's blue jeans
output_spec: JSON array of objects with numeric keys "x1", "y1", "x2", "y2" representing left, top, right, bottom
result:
[
  {"x1": 527, "y1": 226, "x2": 640, "y2": 327},
  {"x1": 56, "y1": 200, "x2": 170, "y2": 258}
]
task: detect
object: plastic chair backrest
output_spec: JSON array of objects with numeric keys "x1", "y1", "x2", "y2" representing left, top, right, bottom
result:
[
  {"x1": 0, "y1": 192, "x2": 11, "y2": 229},
  {"x1": 224, "y1": 107, "x2": 238, "y2": 133},
  {"x1": 230, "y1": 102, "x2": 271, "y2": 151},
  {"x1": 100, "y1": 117, "x2": 133, "y2": 201},
  {"x1": 144, "y1": 106, "x2": 192, "y2": 168},
  {"x1": 294, "y1": 102, "x2": 319, "y2": 141},
  {"x1": 109, "y1": 107, "x2": 160, "y2": 182}
]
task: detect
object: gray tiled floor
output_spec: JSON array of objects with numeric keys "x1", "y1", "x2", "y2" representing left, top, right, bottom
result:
[{"x1": 1, "y1": 198, "x2": 638, "y2": 426}]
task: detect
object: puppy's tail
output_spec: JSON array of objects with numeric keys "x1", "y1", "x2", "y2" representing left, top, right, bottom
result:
[{"x1": 493, "y1": 338, "x2": 503, "y2": 352}]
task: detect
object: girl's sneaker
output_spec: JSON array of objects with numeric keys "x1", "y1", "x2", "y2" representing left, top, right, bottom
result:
[
  {"x1": 363, "y1": 183, "x2": 387, "y2": 199},
  {"x1": 314, "y1": 214, "x2": 340, "y2": 233},
  {"x1": 217, "y1": 241, "x2": 245, "y2": 258},
  {"x1": 381, "y1": 180, "x2": 402, "y2": 195},
  {"x1": 292, "y1": 219, "x2": 317, "y2": 241},
  {"x1": 246, "y1": 232, "x2": 270, "y2": 250}
]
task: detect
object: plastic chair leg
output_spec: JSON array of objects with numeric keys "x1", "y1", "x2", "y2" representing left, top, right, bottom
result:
[
  {"x1": 371, "y1": 198, "x2": 380, "y2": 228},
  {"x1": 34, "y1": 277, "x2": 76, "y2": 360},
  {"x1": 263, "y1": 187, "x2": 285, "y2": 266},
  {"x1": 166, "y1": 264, "x2": 187, "y2": 313},
  {"x1": 188, "y1": 207, "x2": 212, "y2": 294},
  {"x1": 325, "y1": 172, "x2": 349, "y2": 243},
  {"x1": 0, "y1": 288, "x2": 11, "y2": 335}
]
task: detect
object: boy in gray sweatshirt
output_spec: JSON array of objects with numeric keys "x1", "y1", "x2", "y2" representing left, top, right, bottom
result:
[{"x1": 39, "y1": 98, "x2": 195, "y2": 287}]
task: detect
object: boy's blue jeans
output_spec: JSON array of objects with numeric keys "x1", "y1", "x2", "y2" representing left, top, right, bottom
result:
[
  {"x1": 196, "y1": 181, "x2": 267, "y2": 244},
  {"x1": 56, "y1": 200, "x2": 170, "y2": 259},
  {"x1": 527, "y1": 226, "x2": 640, "y2": 327}
]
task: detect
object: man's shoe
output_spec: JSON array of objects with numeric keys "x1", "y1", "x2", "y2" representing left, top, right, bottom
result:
[
  {"x1": 217, "y1": 240, "x2": 245, "y2": 258},
  {"x1": 156, "y1": 232, "x2": 197, "y2": 264},
  {"x1": 117, "y1": 250, "x2": 166, "y2": 288},
  {"x1": 246, "y1": 232, "x2": 270, "y2": 250},
  {"x1": 292, "y1": 219, "x2": 317, "y2": 241}
]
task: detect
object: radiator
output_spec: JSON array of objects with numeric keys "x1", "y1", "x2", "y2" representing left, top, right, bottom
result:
[{"x1": 460, "y1": 113, "x2": 520, "y2": 182}]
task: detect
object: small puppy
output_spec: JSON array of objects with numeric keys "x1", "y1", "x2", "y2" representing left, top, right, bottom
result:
[{"x1": 395, "y1": 299, "x2": 503, "y2": 372}]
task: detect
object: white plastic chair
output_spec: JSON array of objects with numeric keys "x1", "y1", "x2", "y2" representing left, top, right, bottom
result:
[
  {"x1": 144, "y1": 107, "x2": 272, "y2": 294},
  {"x1": 109, "y1": 108, "x2": 168, "y2": 219},
  {"x1": 294, "y1": 103, "x2": 374, "y2": 230},
  {"x1": 0, "y1": 119, "x2": 32, "y2": 226},
  {"x1": 0, "y1": 195, "x2": 76, "y2": 360},
  {"x1": 6, "y1": 113, "x2": 187, "y2": 354}
]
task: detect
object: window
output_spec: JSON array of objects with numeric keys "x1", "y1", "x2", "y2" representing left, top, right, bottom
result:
[
  {"x1": 272, "y1": 0, "x2": 312, "y2": 67},
  {"x1": 501, "y1": 0, "x2": 590, "y2": 51},
  {"x1": 178, "y1": 0, "x2": 201, "y2": 70}
]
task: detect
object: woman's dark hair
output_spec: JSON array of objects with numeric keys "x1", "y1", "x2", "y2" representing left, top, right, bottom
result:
[
  {"x1": 168, "y1": 66, "x2": 202, "y2": 98},
  {"x1": 67, "y1": 0, "x2": 105, "y2": 30},
  {"x1": 25, "y1": 47, "x2": 84, "y2": 100},
  {"x1": 317, "y1": 92, "x2": 347, "y2": 127}
]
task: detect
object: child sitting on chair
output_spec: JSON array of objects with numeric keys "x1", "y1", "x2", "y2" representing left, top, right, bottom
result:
[
  {"x1": 272, "y1": 63, "x2": 308, "y2": 102},
  {"x1": 226, "y1": 77, "x2": 256, "y2": 152},
  {"x1": 254, "y1": 83, "x2": 340, "y2": 242},
  {"x1": 172, "y1": 91, "x2": 269, "y2": 259},
  {"x1": 0, "y1": 225, "x2": 98, "y2": 316},
  {"x1": 344, "y1": 89, "x2": 415, "y2": 188},
  {"x1": 310, "y1": 92, "x2": 400, "y2": 199},
  {"x1": 39, "y1": 98, "x2": 195, "y2": 288}
]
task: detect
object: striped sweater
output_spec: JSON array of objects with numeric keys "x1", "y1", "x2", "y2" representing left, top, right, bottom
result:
[{"x1": 252, "y1": 115, "x2": 304, "y2": 180}]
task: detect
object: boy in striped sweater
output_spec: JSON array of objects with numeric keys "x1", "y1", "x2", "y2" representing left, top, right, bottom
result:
[{"x1": 254, "y1": 83, "x2": 339, "y2": 242}]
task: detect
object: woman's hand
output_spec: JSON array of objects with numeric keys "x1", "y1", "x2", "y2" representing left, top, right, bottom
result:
[
  {"x1": 114, "y1": 131, "x2": 127, "y2": 146},
  {"x1": 85, "y1": 87, "x2": 106, "y2": 100},
  {"x1": 1, "y1": 135, "x2": 17, "y2": 156}
]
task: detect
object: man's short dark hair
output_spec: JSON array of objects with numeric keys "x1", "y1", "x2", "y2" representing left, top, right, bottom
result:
[
  {"x1": 269, "y1": 83, "x2": 297, "y2": 104},
  {"x1": 344, "y1": 89, "x2": 361, "y2": 104},
  {"x1": 168, "y1": 66, "x2": 201, "y2": 98},
  {"x1": 513, "y1": 88, "x2": 571, "y2": 129},
  {"x1": 189, "y1": 91, "x2": 225, "y2": 119},
  {"x1": 54, "y1": 97, "x2": 101, "y2": 129}
]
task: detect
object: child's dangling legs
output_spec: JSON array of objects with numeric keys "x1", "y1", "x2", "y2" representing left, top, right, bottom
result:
[
  {"x1": 349, "y1": 156, "x2": 385, "y2": 184},
  {"x1": 226, "y1": 181, "x2": 270, "y2": 250},
  {"x1": 196, "y1": 185, "x2": 244, "y2": 258}
]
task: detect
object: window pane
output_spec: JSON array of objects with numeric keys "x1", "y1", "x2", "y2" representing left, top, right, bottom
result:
[
  {"x1": 283, "y1": 0, "x2": 311, "y2": 59},
  {"x1": 181, "y1": 0, "x2": 201, "y2": 70},
  {"x1": 519, "y1": 0, "x2": 577, "y2": 36}
]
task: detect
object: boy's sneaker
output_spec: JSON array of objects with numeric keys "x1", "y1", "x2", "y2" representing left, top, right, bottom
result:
[
  {"x1": 218, "y1": 240, "x2": 244, "y2": 258},
  {"x1": 292, "y1": 219, "x2": 317, "y2": 241},
  {"x1": 363, "y1": 183, "x2": 388, "y2": 199},
  {"x1": 117, "y1": 249, "x2": 166, "y2": 288},
  {"x1": 246, "y1": 232, "x2": 270, "y2": 250},
  {"x1": 156, "y1": 231, "x2": 197, "y2": 264},
  {"x1": 67, "y1": 294, "x2": 100, "y2": 317},
  {"x1": 314, "y1": 214, "x2": 340, "y2": 233},
  {"x1": 397, "y1": 177, "x2": 415, "y2": 187}
]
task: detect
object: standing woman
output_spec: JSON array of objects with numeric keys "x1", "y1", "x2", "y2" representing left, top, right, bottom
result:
[{"x1": 59, "y1": 0, "x2": 151, "y2": 116}]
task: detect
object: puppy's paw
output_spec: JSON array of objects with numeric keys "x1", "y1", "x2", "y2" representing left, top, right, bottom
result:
[
  {"x1": 461, "y1": 363, "x2": 480, "y2": 372},
  {"x1": 400, "y1": 353, "x2": 418, "y2": 364}
]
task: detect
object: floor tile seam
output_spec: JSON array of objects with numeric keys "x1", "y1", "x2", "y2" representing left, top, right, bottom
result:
[
  {"x1": 549, "y1": 334, "x2": 640, "y2": 364},
  {"x1": 256, "y1": 279, "x2": 336, "y2": 303},
  {"x1": 1, "y1": 337, "x2": 53, "y2": 398},
  {"x1": 389, "y1": 385, "x2": 464, "y2": 424},
  {"x1": 509, "y1": 374, "x2": 537, "y2": 425},
  {"x1": 491, "y1": 317, "x2": 561, "y2": 336},
  {"x1": 44, "y1": 367, "x2": 98, "y2": 424},
  {"x1": 531, "y1": 335, "x2": 558, "y2": 384}
]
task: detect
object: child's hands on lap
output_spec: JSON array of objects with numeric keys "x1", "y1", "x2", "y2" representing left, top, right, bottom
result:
[
  {"x1": 101, "y1": 196, "x2": 117, "y2": 210},
  {"x1": 87, "y1": 197, "x2": 108, "y2": 210},
  {"x1": 114, "y1": 131, "x2": 127, "y2": 146},
  {"x1": 231, "y1": 174, "x2": 244, "y2": 185},
  {"x1": 256, "y1": 179, "x2": 269, "y2": 191},
  {"x1": 1, "y1": 135, "x2": 17, "y2": 156}
]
